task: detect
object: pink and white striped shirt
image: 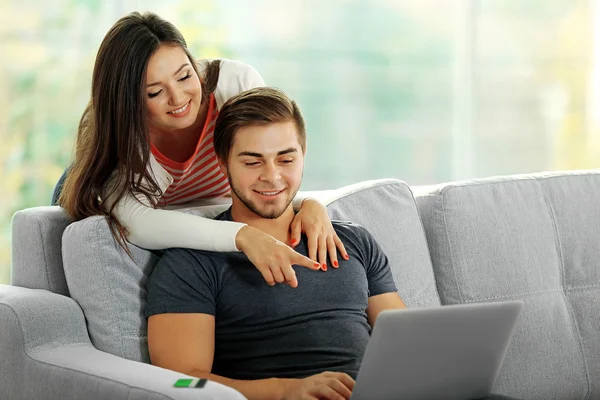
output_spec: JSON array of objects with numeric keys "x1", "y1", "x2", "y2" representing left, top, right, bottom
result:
[{"x1": 151, "y1": 94, "x2": 230, "y2": 206}]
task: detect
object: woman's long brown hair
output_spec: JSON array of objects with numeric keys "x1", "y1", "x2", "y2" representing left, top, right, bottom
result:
[{"x1": 59, "y1": 11, "x2": 221, "y2": 254}]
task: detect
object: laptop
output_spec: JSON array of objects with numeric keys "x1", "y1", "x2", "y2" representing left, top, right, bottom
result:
[{"x1": 351, "y1": 300, "x2": 524, "y2": 400}]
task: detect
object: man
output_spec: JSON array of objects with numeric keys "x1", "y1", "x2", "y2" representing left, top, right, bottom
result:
[{"x1": 145, "y1": 87, "x2": 406, "y2": 400}]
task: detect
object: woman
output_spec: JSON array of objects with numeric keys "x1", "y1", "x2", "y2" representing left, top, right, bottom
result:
[{"x1": 56, "y1": 11, "x2": 348, "y2": 287}]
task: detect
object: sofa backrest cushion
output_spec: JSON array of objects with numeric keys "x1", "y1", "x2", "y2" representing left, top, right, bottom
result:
[
  {"x1": 11, "y1": 206, "x2": 72, "y2": 296},
  {"x1": 62, "y1": 216, "x2": 160, "y2": 362},
  {"x1": 326, "y1": 179, "x2": 440, "y2": 307},
  {"x1": 415, "y1": 170, "x2": 600, "y2": 399},
  {"x1": 62, "y1": 178, "x2": 439, "y2": 363}
]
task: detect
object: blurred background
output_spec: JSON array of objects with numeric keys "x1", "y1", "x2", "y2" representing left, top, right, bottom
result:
[{"x1": 1, "y1": 0, "x2": 599, "y2": 284}]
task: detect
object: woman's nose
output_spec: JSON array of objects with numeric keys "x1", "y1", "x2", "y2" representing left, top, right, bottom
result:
[{"x1": 168, "y1": 89, "x2": 185, "y2": 106}]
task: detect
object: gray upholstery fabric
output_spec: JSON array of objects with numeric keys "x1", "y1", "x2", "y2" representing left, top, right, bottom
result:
[
  {"x1": 415, "y1": 170, "x2": 600, "y2": 400},
  {"x1": 0, "y1": 285, "x2": 244, "y2": 400},
  {"x1": 61, "y1": 179, "x2": 440, "y2": 365},
  {"x1": 62, "y1": 216, "x2": 160, "y2": 363},
  {"x1": 11, "y1": 206, "x2": 71, "y2": 296},
  {"x1": 541, "y1": 173, "x2": 600, "y2": 398},
  {"x1": 8, "y1": 171, "x2": 600, "y2": 399},
  {"x1": 326, "y1": 179, "x2": 440, "y2": 307}
]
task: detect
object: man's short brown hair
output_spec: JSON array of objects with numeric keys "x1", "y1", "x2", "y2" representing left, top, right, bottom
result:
[{"x1": 213, "y1": 87, "x2": 306, "y2": 162}]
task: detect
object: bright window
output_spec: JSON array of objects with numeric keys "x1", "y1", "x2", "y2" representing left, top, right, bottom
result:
[{"x1": 1, "y1": 0, "x2": 599, "y2": 283}]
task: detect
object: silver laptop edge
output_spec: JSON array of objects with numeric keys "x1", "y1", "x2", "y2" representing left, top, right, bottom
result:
[{"x1": 351, "y1": 300, "x2": 524, "y2": 400}]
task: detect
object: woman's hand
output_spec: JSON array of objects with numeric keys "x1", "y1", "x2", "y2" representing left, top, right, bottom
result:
[
  {"x1": 289, "y1": 199, "x2": 349, "y2": 270},
  {"x1": 236, "y1": 225, "x2": 321, "y2": 288}
]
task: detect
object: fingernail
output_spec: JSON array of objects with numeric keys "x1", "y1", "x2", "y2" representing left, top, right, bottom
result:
[
  {"x1": 333, "y1": 261, "x2": 339, "y2": 267},
  {"x1": 314, "y1": 262, "x2": 321, "y2": 268},
  {"x1": 343, "y1": 254, "x2": 350, "y2": 260},
  {"x1": 290, "y1": 239, "x2": 297, "y2": 245},
  {"x1": 322, "y1": 264, "x2": 327, "y2": 271}
]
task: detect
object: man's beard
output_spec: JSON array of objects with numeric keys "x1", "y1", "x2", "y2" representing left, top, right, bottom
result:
[{"x1": 228, "y1": 177, "x2": 299, "y2": 219}]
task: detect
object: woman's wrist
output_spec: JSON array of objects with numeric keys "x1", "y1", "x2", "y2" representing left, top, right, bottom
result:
[
  {"x1": 235, "y1": 224, "x2": 253, "y2": 252},
  {"x1": 235, "y1": 225, "x2": 248, "y2": 251}
]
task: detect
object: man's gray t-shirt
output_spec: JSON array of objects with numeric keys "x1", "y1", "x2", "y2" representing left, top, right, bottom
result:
[{"x1": 145, "y1": 209, "x2": 398, "y2": 380}]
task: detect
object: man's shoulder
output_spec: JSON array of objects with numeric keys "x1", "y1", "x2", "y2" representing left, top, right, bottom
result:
[
  {"x1": 213, "y1": 209, "x2": 231, "y2": 221},
  {"x1": 331, "y1": 220, "x2": 372, "y2": 242},
  {"x1": 160, "y1": 246, "x2": 225, "y2": 270},
  {"x1": 331, "y1": 219, "x2": 366, "y2": 232}
]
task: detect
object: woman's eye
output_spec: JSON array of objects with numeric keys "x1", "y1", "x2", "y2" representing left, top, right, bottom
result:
[
  {"x1": 244, "y1": 162, "x2": 260, "y2": 166},
  {"x1": 179, "y1": 74, "x2": 191, "y2": 81},
  {"x1": 148, "y1": 90, "x2": 162, "y2": 98}
]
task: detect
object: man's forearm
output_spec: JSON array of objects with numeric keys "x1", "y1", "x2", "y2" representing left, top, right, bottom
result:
[{"x1": 188, "y1": 369, "x2": 290, "y2": 400}]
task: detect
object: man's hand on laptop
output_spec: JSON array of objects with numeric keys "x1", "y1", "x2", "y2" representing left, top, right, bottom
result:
[
  {"x1": 236, "y1": 225, "x2": 321, "y2": 288},
  {"x1": 281, "y1": 371, "x2": 355, "y2": 400}
]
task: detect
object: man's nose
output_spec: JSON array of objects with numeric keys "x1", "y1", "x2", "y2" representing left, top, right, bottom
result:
[{"x1": 260, "y1": 163, "x2": 281, "y2": 182}]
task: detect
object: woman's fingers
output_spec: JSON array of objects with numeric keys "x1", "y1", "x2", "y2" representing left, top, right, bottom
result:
[
  {"x1": 305, "y1": 228, "x2": 349, "y2": 270},
  {"x1": 318, "y1": 235, "x2": 328, "y2": 270},
  {"x1": 238, "y1": 224, "x2": 337, "y2": 288},
  {"x1": 306, "y1": 228, "x2": 319, "y2": 263},
  {"x1": 270, "y1": 266, "x2": 286, "y2": 284},
  {"x1": 280, "y1": 264, "x2": 298, "y2": 288},
  {"x1": 326, "y1": 236, "x2": 339, "y2": 268},
  {"x1": 259, "y1": 268, "x2": 276, "y2": 287},
  {"x1": 334, "y1": 234, "x2": 349, "y2": 261},
  {"x1": 265, "y1": 250, "x2": 320, "y2": 288},
  {"x1": 289, "y1": 220, "x2": 302, "y2": 248},
  {"x1": 292, "y1": 251, "x2": 322, "y2": 271}
]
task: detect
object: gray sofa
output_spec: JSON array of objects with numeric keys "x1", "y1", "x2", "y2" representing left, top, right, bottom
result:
[{"x1": 2, "y1": 169, "x2": 599, "y2": 399}]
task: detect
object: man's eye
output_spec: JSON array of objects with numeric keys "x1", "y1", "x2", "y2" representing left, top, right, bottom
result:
[
  {"x1": 148, "y1": 90, "x2": 162, "y2": 98},
  {"x1": 245, "y1": 162, "x2": 260, "y2": 166},
  {"x1": 281, "y1": 159, "x2": 294, "y2": 164},
  {"x1": 179, "y1": 74, "x2": 191, "y2": 81}
]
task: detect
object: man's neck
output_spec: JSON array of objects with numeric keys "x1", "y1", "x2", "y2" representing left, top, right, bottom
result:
[{"x1": 230, "y1": 205, "x2": 295, "y2": 244}]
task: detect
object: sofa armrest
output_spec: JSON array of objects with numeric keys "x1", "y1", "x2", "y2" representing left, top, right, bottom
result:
[{"x1": 0, "y1": 285, "x2": 246, "y2": 400}]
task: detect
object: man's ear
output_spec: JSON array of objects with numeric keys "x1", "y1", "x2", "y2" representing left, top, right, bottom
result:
[{"x1": 218, "y1": 159, "x2": 227, "y2": 175}]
